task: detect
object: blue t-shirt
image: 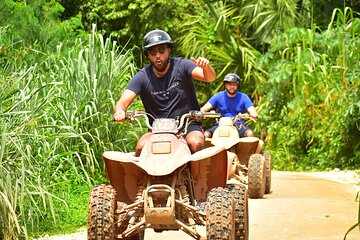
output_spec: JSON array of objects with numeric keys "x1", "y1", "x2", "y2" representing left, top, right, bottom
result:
[
  {"x1": 208, "y1": 90, "x2": 253, "y2": 124},
  {"x1": 126, "y1": 57, "x2": 199, "y2": 122}
]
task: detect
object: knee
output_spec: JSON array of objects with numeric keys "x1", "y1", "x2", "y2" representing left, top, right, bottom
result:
[
  {"x1": 135, "y1": 142, "x2": 144, "y2": 157},
  {"x1": 189, "y1": 140, "x2": 204, "y2": 153},
  {"x1": 186, "y1": 133, "x2": 204, "y2": 153},
  {"x1": 204, "y1": 131, "x2": 212, "y2": 138},
  {"x1": 135, "y1": 133, "x2": 152, "y2": 156},
  {"x1": 136, "y1": 137, "x2": 147, "y2": 149},
  {"x1": 244, "y1": 130, "x2": 254, "y2": 137}
]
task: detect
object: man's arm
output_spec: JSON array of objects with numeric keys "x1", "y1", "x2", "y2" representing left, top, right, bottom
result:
[
  {"x1": 201, "y1": 102, "x2": 214, "y2": 113},
  {"x1": 247, "y1": 106, "x2": 259, "y2": 121},
  {"x1": 113, "y1": 89, "x2": 137, "y2": 122},
  {"x1": 191, "y1": 57, "x2": 216, "y2": 82}
]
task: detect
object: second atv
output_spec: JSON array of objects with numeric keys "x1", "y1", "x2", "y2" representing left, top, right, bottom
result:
[{"x1": 205, "y1": 113, "x2": 272, "y2": 199}]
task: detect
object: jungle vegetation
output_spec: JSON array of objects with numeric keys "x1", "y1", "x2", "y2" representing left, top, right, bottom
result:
[{"x1": 0, "y1": 0, "x2": 359, "y2": 238}]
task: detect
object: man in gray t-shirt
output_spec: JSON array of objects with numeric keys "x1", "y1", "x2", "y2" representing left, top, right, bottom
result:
[{"x1": 113, "y1": 29, "x2": 216, "y2": 156}]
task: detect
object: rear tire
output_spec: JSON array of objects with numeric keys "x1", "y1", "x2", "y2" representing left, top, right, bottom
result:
[
  {"x1": 227, "y1": 184, "x2": 249, "y2": 240},
  {"x1": 248, "y1": 154, "x2": 266, "y2": 199},
  {"x1": 206, "y1": 188, "x2": 235, "y2": 239},
  {"x1": 88, "y1": 184, "x2": 116, "y2": 240},
  {"x1": 263, "y1": 152, "x2": 272, "y2": 194}
]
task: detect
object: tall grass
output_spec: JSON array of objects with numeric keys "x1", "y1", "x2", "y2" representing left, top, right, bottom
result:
[{"x1": 0, "y1": 25, "x2": 140, "y2": 239}]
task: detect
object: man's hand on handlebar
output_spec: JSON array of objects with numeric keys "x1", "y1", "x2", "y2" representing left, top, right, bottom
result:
[
  {"x1": 189, "y1": 110, "x2": 204, "y2": 121},
  {"x1": 236, "y1": 113, "x2": 258, "y2": 122},
  {"x1": 251, "y1": 115, "x2": 259, "y2": 121},
  {"x1": 113, "y1": 109, "x2": 126, "y2": 122}
]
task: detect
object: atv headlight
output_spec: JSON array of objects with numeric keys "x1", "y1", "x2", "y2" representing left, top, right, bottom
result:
[
  {"x1": 219, "y1": 130, "x2": 230, "y2": 137},
  {"x1": 152, "y1": 141, "x2": 172, "y2": 154}
]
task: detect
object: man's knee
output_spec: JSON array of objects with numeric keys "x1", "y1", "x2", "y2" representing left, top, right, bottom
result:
[
  {"x1": 189, "y1": 140, "x2": 204, "y2": 153},
  {"x1": 204, "y1": 130, "x2": 212, "y2": 138},
  {"x1": 244, "y1": 130, "x2": 254, "y2": 137},
  {"x1": 186, "y1": 132, "x2": 204, "y2": 153},
  {"x1": 135, "y1": 132, "x2": 152, "y2": 156}
]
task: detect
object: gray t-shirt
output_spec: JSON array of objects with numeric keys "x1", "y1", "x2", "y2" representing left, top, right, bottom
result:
[{"x1": 127, "y1": 57, "x2": 199, "y2": 123}]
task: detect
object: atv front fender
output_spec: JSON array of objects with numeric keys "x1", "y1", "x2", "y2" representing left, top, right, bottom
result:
[{"x1": 103, "y1": 146, "x2": 229, "y2": 203}]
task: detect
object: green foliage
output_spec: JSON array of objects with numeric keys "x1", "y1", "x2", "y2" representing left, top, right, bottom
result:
[
  {"x1": 0, "y1": 0, "x2": 87, "y2": 80},
  {"x1": 240, "y1": 0, "x2": 307, "y2": 46},
  {"x1": 0, "y1": 0, "x2": 85, "y2": 51},
  {"x1": 0, "y1": 26, "x2": 139, "y2": 239},
  {"x1": 59, "y1": 0, "x2": 85, "y2": 20},
  {"x1": 34, "y1": 184, "x2": 90, "y2": 236},
  {"x1": 176, "y1": 1, "x2": 267, "y2": 105},
  {"x1": 258, "y1": 8, "x2": 360, "y2": 170},
  {"x1": 1, "y1": 0, "x2": 360, "y2": 238},
  {"x1": 81, "y1": 0, "x2": 193, "y2": 63},
  {"x1": 239, "y1": 0, "x2": 360, "y2": 48}
]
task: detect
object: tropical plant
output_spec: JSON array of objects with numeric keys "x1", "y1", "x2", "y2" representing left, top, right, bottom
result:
[
  {"x1": 80, "y1": 0, "x2": 194, "y2": 64},
  {"x1": 257, "y1": 7, "x2": 360, "y2": 170},
  {"x1": 176, "y1": 1, "x2": 267, "y2": 105},
  {"x1": 238, "y1": 0, "x2": 360, "y2": 49},
  {"x1": 240, "y1": 0, "x2": 308, "y2": 47},
  {"x1": 0, "y1": 0, "x2": 85, "y2": 51}
]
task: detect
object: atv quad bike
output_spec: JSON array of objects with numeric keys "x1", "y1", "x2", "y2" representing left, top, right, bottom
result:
[
  {"x1": 205, "y1": 113, "x2": 272, "y2": 199},
  {"x1": 88, "y1": 110, "x2": 248, "y2": 240}
]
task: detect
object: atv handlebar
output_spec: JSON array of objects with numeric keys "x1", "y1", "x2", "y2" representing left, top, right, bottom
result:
[
  {"x1": 235, "y1": 113, "x2": 257, "y2": 123},
  {"x1": 178, "y1": 111, "x2": 221, "y2": 130},
  {"x1": 200, "y1": 112, "x2": 257, "y2": 124},
  {"x1": 123, "y1": 110, "x2": 221, "y2": 131}
]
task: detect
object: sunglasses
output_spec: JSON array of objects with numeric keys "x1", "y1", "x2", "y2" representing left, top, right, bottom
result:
[{"x1": 148, "y1": 46, "x2": 167, "y2": 56}]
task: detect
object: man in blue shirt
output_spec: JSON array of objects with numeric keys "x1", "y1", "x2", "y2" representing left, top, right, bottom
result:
[
  {"x1": 201, "y1": 73, "x2": 258, "y2": 138},
  {"x1": 113, "y1": 29, "x2": 216, "y2": 156}
]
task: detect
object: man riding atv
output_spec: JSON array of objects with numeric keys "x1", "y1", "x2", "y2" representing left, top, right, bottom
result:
[
  {"x1": 88, "y1": 31, "x2": 250, "y2": 239},
  {"x1": 200, "y1": 73, "x2": 258, "y2": 139},
  {"x1": 113, "y1": 29, "x2": 216, "y2": 155}
]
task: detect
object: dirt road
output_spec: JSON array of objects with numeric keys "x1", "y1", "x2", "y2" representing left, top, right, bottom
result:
[
  {"x1": 38, "y1": 171, "x2": 360, "y2": 240},
  {"x1": 249, "y1": 171, "x2": 359, "y2": 240}
]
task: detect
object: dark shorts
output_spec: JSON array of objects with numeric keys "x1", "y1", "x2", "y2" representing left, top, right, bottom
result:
[
  {"x1": 207, "y1": 123, "x2": 251, "y2": 138},
  {"x1": 184, "y1": 122, "x2": 204, "y2": 137},
  {"x1": 148, "y1": 122, "x2": 203, "y2": 136}
]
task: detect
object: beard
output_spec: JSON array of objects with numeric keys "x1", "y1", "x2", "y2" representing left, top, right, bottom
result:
[
  {"x1": 226, "y1": 89, "x2": 237, "y2": 96},
  {"x1": 152, "y1": 57, "x2": 170, "y2": 72}
]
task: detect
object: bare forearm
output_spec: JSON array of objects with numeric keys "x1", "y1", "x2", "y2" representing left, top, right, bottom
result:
[
  {"x1": 114, "y1": 101, "x2": 128, "y2": 113},
  {"x1": 114, "y1": 89, "x2": 137, "y2": 113},
  {"x1": 201, "y1": 102, "x2": 213, "y2": 112},
  {"x1": 203, "y1": 65, "x2": 216, "y2": 82}
]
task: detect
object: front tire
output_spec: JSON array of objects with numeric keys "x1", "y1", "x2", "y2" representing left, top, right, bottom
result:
[
  {"x1": 206, "y1": 188, "x2": 235, "y2": 239},
  {"x1": 88, "y1": 184, "x2": 116, "y2": 240},
  {"x1": 227, "y1": 184, "x2": 249, "y2": 240}
]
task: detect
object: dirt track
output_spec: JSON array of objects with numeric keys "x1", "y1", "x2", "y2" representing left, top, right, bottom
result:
[
  {"x1": 38, "y1": 171, "x2": 360, "y2": 240},
  {"x1": 249, "y1": 171, "x2": 359, "y2": 240}
]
